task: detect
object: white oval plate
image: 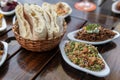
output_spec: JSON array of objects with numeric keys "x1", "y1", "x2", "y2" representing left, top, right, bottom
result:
[
  {"x1": 112, "y1": 1, "x2": 120, "y2": 14},
  {"x1": 0, "y1": 2, "x2": 21, "y2": 16},
  {"x1": 0, "y1": 17, "x2": 7, "y2": 32},
  {"x1": 67, "y1": 29, "x2": 120, "y2": 45},
  {"x1": 0, "y1": 41, "x2": 8, "y2": 66},
  {"x1": 59, "y1": 40, "x2": 110, "y2": 77},
  {"x1": 58, "y1": 2, "x2": 72, "y2": 18}
]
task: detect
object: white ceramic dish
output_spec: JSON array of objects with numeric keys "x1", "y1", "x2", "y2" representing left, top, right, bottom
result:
[
  {"x1": 112, "y1": 1, "x2": 120, "y2": 14},
  {"x1": 0, "y1": 41, "x2": 8, "y2": 66},
  {"x1": 67, "y1": 29, "x2": 120, "y2": 45},
  {"x1": 0, "y1": 2, "x2": 21, "y2": 16},
  {"x1": 58, "y1": 2, "x2": 72, "y2": 18},
  {"x1": 0, "y1": 17, "x2": 7, "y2": 32},
  {"x1": 59, "y1": 40, "x2": 110, "y2": 77}
]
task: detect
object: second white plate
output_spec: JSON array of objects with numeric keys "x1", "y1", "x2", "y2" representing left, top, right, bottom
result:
[{"x1": 67, "y1": 29, "x2": 120, "y2": 45}]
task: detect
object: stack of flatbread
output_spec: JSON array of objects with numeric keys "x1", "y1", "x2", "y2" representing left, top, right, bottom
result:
[{"x1": 15, "y1": 3, "x2": 65, "y2": 40}]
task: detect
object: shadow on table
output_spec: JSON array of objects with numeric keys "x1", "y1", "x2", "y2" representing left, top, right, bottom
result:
[
  {"x1": 0, "y1": 55, "x2": 10, "y2": 78},
  {"x1": 96, "y1": 41, "x2": 116, "y2": 54},
  {"x1": 65, "y1": 16, "x2": 71, "y2": 24},
  {"x1": 16, "y1": 47, "x2": 58, "y2": 74}
]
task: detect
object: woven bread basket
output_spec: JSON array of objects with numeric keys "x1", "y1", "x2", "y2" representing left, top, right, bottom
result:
[{"x1": 12, "y1": 21, "x2": 66, "y2": 52}]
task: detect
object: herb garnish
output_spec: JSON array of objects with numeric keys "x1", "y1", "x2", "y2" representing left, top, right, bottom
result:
[{"x1": 85, "y1": 24, "x2": 100, "y2": 33}]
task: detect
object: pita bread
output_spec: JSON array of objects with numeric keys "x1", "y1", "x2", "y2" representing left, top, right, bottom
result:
[
  {"x1": 15, "y1": 3, "x2": 65, "y2": 40},
  {"x1": 15, "y1": 4, "x2": 32, "y2": 39},
  {"x1": 24, "y1": 4, "x2": 47, "y2": 40},
  {"x1": 42, "y1": 3, "x2": 64, "y2": 38},
  {"x1": 50, "y1": 6, "x2": 64, "y2": 38},
  {"x1": 34, "y1": 4, "x2": 54, "y2": 39},
  {"x1": 42, "y1": 2, "x2": 51, "y2": 12}
]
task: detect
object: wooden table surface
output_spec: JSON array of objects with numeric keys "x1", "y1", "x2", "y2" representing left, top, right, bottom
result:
[{"x1": 0, "y1": 0, "x2": 120, "y2": 80}]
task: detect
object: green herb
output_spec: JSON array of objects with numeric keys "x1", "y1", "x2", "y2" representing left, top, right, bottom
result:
[{"x1": 86, "y1": 24, "x2": 100, "y2": 33}]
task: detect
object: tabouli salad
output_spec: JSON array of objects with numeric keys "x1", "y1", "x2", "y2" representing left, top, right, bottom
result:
[{"x1": 64, "y1": 41, "x2": 105, "y2": 71}]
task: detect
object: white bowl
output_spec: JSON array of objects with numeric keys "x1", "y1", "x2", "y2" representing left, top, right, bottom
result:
[
  {"x1": 0, "y1": 2, "x2": 21, "y2": 16},
  {"x1": 67, "y1": 29, "x2": 120, "y2": 45},
  {"x1": 112, "y1": 1, "x2": 120, "y2": 14},
  {"x1": 0, "y1": 17, "x2": 7, "y2": 32},
  {"x1": 0, "y1": 41, "x2": 8, "y2": 66},
  {"x1": 59, "y1": 40, "x2": 110, "y2": 77}
]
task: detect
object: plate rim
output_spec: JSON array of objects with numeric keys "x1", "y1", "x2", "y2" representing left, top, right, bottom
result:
[
  {"x1": 12, "y1": 16, "x2": 16, "y2": 25},
  {"x1": 112, "y1": 1, "x2": 120, "y2": 14},
  {"x1": 0, "y1": 2, "x2": 21, "y2": 16},
  {"x1": 0, "y1": 8, "x2": 15, "y2": 16}
]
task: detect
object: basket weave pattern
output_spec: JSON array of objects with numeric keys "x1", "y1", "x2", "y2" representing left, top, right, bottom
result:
[{"x1": 12, "y1": 22, "x2": 66, "y2": 52}]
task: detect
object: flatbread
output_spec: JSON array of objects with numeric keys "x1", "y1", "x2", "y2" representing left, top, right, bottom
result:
[
  {"x1": 50, "y1": 5, "x2": 64, "y2": 38},
  {"x1": 24, "y1": 4, "x2": 47, "y2": 40},
  {"x1": 15, "y1": 3, "x2": 65, "y2": 40},
  {"x1": 15, "y1": 4, "x2": 32, "y2": 39},
  {"x1": 35, "y1": 4, "x2": 54, "y2": 39},
  {"x1": 42, "y1": 2, "x2": 51, "y2": 12}
]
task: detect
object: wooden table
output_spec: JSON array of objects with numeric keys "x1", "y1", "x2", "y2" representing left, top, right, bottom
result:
[{"x1": 0, "y1": 0, "x2": 120, "y2": 80}]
